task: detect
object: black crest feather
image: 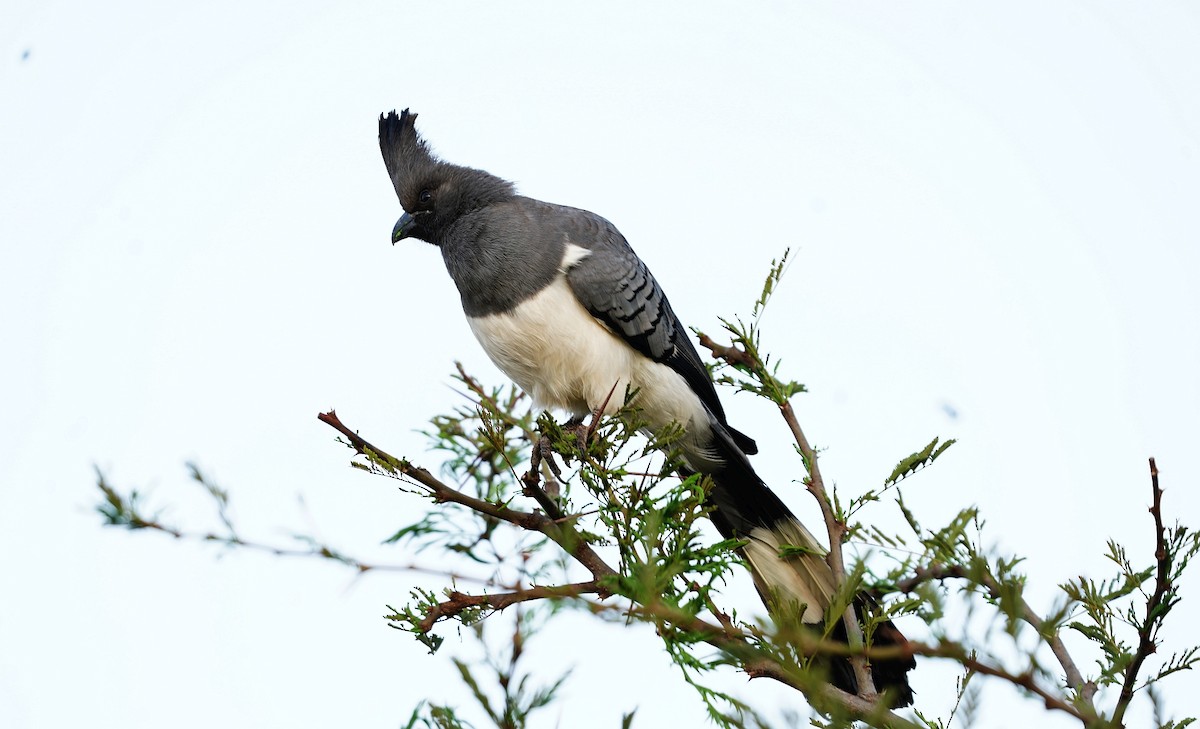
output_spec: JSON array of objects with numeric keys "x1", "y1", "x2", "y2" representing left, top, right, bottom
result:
[
  {"x1": 378, "y1": 108, "x2": 516, "y2": 220},
  {"x1": 379, "y1": 109, "x2": 439, "y2": 204}
]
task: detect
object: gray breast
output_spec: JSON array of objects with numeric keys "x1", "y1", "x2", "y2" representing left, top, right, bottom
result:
[{"x1": 440, "y1": 199, "x2": 568, "y2": 317}]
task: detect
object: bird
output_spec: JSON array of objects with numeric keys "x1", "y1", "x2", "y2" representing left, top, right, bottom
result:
[{"x1": 378, "y1": 108, "x2": 914, "y2": 707}]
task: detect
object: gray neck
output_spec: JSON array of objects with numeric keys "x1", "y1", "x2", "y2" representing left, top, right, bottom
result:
[{"x1": 441, "y1": 198, "x2": 566, "y2": 317}]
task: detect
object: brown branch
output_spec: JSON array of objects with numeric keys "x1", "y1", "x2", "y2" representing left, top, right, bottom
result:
[
  {"x1": 98, "y1": 471, "x2": 472, "y2": 578},
  {"x1": 779, "y1": 394, "x2": 877, "y2": 701},
  {"x1": 419, "y1": 580, "x2": 604, "y2": 632},
  {"x1": 103, "y1": 512, "x2": 491, "y2": 581},
  {"x1": 778, "y1": 400, "x2": 846, "y2": 567},
  {"x1": 697, "y1": 332, "x2": 756, "y2": 369},
  {"x1": 697, "y1": 335, "x2": 878, "y2": 702},
  {"x1": 890, "y1": 563, "x2": 968, "y2": 593},
  {"x1": 318, "y1": 410, "x2": 618, "y2": 583},
  {"x1": 1111, "y1": 457, "x2": 1171, "y2": 727}
]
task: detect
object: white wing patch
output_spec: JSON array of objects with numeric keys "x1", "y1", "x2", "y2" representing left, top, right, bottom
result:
[{"x1": 559, "y1": 242, "x2": 592, "y2": 271}]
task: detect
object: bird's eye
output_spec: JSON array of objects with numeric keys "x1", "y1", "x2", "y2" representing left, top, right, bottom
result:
[{"x1": 418, "y1": 189, "x2": 433, "y2": 205}]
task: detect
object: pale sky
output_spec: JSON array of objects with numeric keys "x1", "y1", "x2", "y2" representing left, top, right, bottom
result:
[{"x1": 2, "y1": 2, "x2": 1198, "y2": 728}]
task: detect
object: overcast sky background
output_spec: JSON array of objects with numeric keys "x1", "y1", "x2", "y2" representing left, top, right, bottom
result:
[{"x1": 2, "y1": 2, "x2": 1198, "y2": 727}]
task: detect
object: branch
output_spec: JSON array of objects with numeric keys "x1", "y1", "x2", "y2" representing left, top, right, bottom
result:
[
  {"x1": 778, "y1": 398, "x2": 877, "y2": 700},
  {"x1": 699, "y1": 334, "x2": 877, "y2": 702},
  {"x1": 1111, "y1": 457, "x2": 1171, "y2": 727},
  {"x1": 318, "y1": 410, "x2": 618, "y2": 583},
  {"x1": 697, "y1": 333, "x2": 756, "y2": 369},
  {"x1": 418, "y1": 580, "x2": 604, "y2": 632},
  {"x1": 96, "y1": 472, "x2": 484, "y2": 580}
]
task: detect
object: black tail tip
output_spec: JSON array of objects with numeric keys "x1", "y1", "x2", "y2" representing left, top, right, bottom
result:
[
  {"x1": 828, "y1": 660, "x2": 915, "y2": 709},
  {"x1": 827, "y1": 619, "x2": 916, "y2": 708}
]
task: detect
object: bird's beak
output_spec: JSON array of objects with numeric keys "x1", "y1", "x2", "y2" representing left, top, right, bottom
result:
[{"x1": 391, "y1": 212, "x2": 416, "y2": 244}]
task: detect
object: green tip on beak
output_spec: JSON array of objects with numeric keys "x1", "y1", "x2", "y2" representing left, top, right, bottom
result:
[{"x1": 391, "y1": 213, "x2": 416, "y2": 244}]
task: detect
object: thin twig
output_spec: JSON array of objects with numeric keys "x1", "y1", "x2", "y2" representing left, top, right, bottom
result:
[
  {"x1": 779, "y1": 387, "x2": 877, "y2": 701},
  {"x1": 699, "y1": 334, "x2": 878, "y2": 701},
  {"x1": 1111, "y1": 457, "x2": 1171, "y2": 727},
  {"x1": 102, "y1": 516, "x2": 491, "y2": 582}
]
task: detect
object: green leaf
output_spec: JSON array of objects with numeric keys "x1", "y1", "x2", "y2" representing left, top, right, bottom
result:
[{"x1": 885, "y1": 437, "x2": 956, "y2": 487}]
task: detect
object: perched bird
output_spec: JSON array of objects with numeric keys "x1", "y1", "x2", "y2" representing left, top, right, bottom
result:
[{"x1": 379, "y1": 109, "x2": 914, "y2": 707}]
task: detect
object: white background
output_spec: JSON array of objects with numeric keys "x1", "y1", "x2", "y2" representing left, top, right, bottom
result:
[{"x1": 2, "y1": 2, "x2": 1197, "y2": 727}]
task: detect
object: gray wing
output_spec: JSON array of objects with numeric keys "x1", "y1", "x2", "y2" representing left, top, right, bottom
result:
[{"x1": 553, "y1": 205, "x2": 757, "y2": 454}]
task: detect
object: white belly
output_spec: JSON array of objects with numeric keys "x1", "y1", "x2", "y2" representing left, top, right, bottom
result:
[{"x1": 467, "y1": 275, "x2": 714, "y2": 458}]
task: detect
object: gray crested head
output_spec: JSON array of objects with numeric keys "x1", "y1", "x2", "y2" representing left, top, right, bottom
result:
[{"x1": 379, "y1": 109, "x2": 516, "y2": 246}]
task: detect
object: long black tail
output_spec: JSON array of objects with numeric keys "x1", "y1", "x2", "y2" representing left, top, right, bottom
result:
[{"x1": 702, "y1": 425, "x2": 915, "y2": 708}]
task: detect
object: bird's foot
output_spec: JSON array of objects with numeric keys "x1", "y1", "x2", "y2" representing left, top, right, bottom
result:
[
  {"x1": 521, "y1": 412, "x2": 600, "y2": 513},
  {"x1": 561, "y1": 415, "x2": 591, "y2": 460},
  {"x1": 536, "y1": 433, "x2": 567, "y2": 478},
  {"x1": 521, "y1": 434, "x2": 565, "y2": 516}
]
